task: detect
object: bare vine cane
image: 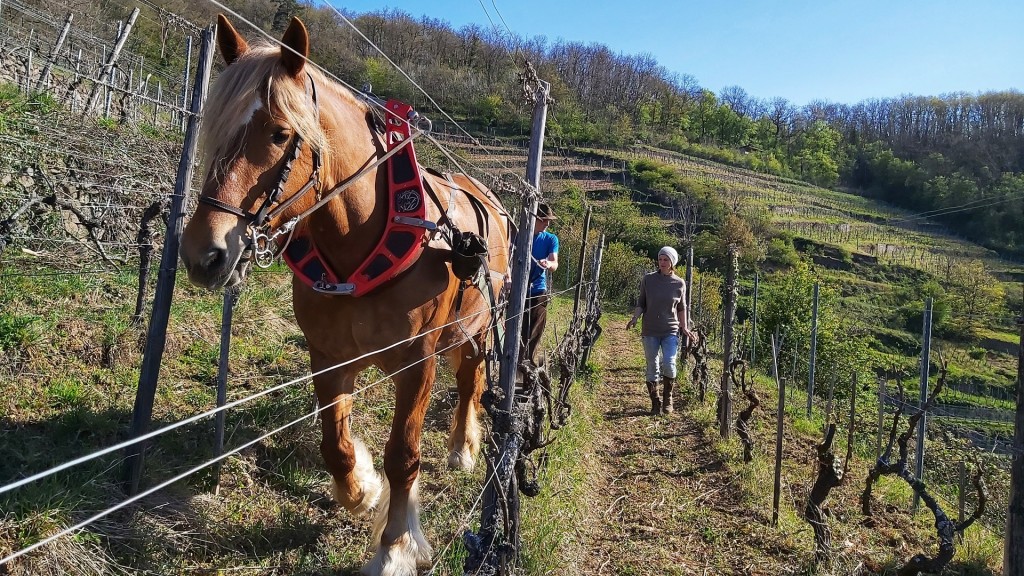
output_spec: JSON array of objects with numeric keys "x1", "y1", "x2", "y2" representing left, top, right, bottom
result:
[
  {"x1": 861, "y1": 364, "x2": 988, "y2": 575},
  {"x1": 732, "y1": 360, "x2": 760, "y2": 463},
  {"x1": 682, "y1": 327, "x2": 711, "y2": 403}
]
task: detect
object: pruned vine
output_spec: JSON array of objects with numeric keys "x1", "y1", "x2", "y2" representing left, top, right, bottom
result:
[
  {"x1": 732, "y1": 359, "x2": 759, "y2": 462},
  {"x1": 860, "y1": 365, "x2": 988, "y2": 575},
  {"x1": 684, "y1": 327, "x2": 710, "y2": 402}
]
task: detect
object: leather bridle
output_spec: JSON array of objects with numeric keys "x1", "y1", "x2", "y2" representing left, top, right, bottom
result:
[{"x1": 198, "y1": 72, "x2": 322, "y2": 239}]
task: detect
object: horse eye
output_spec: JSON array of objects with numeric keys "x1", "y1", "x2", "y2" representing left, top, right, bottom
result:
[{"x1": 270, "y1": 130, "x2": 290, "y2": 146}]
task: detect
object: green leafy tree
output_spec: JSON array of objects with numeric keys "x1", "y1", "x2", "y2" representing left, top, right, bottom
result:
[
  {"x1": 946, "y1": 260, "x2": 1005, "y2": 335},
  {"x1": 711, "y1": 103, "x2": 751, "y2": 148},
  {"x1": 598, "y1": 241, "x2": 651, "y2": 306},
  {"x1": 596, "y1": 194, "x2": 674, "y2": 256},
  {"x1": 757, "y1": 263, "x2": 871, "y2": 384},
  {"x1": 471, "y1": 94, "x2": 504, "y2": 127},
  {"x1": 793, "y1": 120, "x2": 843, "y2": 187}
]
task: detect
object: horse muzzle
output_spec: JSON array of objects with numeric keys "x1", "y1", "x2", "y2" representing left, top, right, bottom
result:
[{"x1": 180, "y1": 241, "x2": 251, "y2": 290}]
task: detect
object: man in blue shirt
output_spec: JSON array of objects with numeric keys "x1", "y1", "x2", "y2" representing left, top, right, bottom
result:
[{"x1": 522, "y1": 202, "x2": 559, "y2": 365}]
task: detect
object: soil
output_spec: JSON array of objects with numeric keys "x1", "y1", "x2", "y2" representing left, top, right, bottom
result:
[{"x1": 573, "y1": 321, "x2": 897, "y2": 576}]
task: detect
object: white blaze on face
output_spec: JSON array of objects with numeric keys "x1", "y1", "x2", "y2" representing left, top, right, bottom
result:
[{"x1": 240, "y1": 97, "x2": 263, "y2": 126}]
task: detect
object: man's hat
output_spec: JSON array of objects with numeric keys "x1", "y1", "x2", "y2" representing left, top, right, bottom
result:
[{"x1": 536, "y1": 203, "x2": 557, "y2": 220}]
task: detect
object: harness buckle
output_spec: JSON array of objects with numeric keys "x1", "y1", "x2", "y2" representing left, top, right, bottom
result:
[
  {"x1": 312, "y1": 278, "x2": 355, "y2": 295},
  {"x1": 393, "y1": 216, "x2": 437, "y2": 230}
]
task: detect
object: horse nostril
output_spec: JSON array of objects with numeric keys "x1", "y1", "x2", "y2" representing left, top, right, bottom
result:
[{"x1": 202, "y1": 248, "x2": 228, "y2": 270}]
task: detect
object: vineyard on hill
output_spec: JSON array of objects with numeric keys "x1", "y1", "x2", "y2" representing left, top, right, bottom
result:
[{"x1": 0, "y1": 1, "x2": 1021, "y2": 575}]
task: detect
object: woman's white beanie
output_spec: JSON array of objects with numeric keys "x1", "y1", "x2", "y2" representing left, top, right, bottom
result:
[{"x1": 658, "y1": 246, "x2": 679, "y2": 267}]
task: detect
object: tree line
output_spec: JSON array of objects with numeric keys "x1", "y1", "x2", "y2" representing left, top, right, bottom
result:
[{"x1": 24, "y1": 0, "x2": 1021, "y2": 257}]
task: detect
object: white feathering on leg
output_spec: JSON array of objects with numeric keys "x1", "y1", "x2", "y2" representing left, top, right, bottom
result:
[
  {"x1": 407, "y1": 478, "x2": 432, "y2": 565},
  {"x1": 331, "y1": 437, "x2": 382, "y2": 517},
  {"x1": 362, "y1": 477, "x2": 432, "y2": 576},
  {"x1": 446, "y1": 403, "x2": 481, "y2": 471},
  {"x1": 369, "y1": 477, "x2": 391, "y2": 547}
]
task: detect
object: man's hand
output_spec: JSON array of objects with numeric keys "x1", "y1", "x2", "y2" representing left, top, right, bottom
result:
[
  {"x1": 626, "y1": 317, "x2": 637, "y2": 330},
  {"x1": 537, "y1": 258, "x2": 550, "y2": 270}
]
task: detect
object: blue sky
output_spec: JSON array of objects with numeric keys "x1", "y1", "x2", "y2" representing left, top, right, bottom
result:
[{"x1": 323, "y1": 0, "x2": 1023, "y2": 107}]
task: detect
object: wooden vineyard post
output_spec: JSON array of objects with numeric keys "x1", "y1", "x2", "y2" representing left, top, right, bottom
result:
[
  {"x1": 719, "y1": 246, "x2": 738, "y2": 438},
  {"x1": 877, "y1": 377, "x2": 885, "y2": 457},
  {"x1": 123, "y1": 25, "x2": 214, "y2": 495},
  {"x1": 213, "y1": 287, "x2": 238, "y2": 493},
  {"x1": 85, "y1": 7, "x2": 139, "y2": 115},
  {"x1": 468, "y1": 77, "x2": 549, "y2": 576},
  {"x1": 1006, "y1": 284, "x2": 1024, "y2": 575},
  {"x1": 685, "y1": 244, "x2": 694, "y2": 313},
  {"x1": 914, "y1": 298, "x2": 933, "y2": 512},
  {"x1": 771, "y1": 333, "x2": 785, "y2": 527},
  {"x1": 35, "y1": 12, "x2": 72, "y2": 91},
  {"x1": 571, "y1": 206, "x2": 592, "y2": 322},
  {"x1": 751, "y1": 272, "x2": 758, "y2": 367},
  {"x1": 807, "y1": 282, "x2": 819, "y2": 417},
  {"x1": 579, "y1": 234, "x2": 604, "y2": 370}
]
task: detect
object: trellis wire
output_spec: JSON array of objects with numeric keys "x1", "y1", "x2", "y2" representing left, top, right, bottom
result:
[{"x1": 0, "y1": 324, "x2": 489, "y2": 566}]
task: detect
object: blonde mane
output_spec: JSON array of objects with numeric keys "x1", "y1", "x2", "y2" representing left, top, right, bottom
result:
[{"x1": 201, "y1": 41, "x2": 355, "y2": 181}]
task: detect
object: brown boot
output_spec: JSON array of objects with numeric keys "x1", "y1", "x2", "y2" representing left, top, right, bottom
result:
[
  {"x1": 661, "y1": 377, "x2": 676, "y2": 414},
  {"x1": 646, "y1": 381, "x2": 661, "y2": 415}
]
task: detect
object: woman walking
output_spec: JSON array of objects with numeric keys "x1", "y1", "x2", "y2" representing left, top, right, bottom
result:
[{"x1": 625, "y1": 246, "x2": 695, "y2": 415}]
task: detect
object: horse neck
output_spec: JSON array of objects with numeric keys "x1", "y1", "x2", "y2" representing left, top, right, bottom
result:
[{"x1": 308, "y1": 86, "x2": 388, "y2": 278}]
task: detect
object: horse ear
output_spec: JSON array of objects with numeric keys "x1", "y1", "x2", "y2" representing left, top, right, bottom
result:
[
  {"x1": 280, "y1": 17, "x2": 309, "y2": 77},
  {"x1": 217, "y1": 14, "x2": 249, "y2": 65}
]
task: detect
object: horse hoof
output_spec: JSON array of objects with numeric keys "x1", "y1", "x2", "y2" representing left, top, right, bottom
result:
[
  {"x1": 361, "y1": 533, "x2": 432, "y2": 576},
  {"x1": 447, "y1": 449, "x2": 475, "y2": 471},
  {"x1": 332, "y1": 475, "x2": 382, "y2": 516},
  {"x1": 331, "y1": 438, "x2": 383, "y2": 516}
]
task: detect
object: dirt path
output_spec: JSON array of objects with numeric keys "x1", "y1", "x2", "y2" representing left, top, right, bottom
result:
[{"x1": 579, "y1": 321, "x2": 785, "y2": 576}]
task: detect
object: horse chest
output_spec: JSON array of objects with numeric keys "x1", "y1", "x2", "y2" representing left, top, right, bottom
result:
[{"x1": 291, "y1": 272, "x2": 451, "y2": 358}]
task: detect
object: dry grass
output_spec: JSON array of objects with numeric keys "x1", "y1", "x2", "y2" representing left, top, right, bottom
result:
[
  {"x1": 550, "y1": 309, "x2": 1005, "y2": 576},
  {"x1": 0, "y1": 255, "x2": 510, "y2": 574}
]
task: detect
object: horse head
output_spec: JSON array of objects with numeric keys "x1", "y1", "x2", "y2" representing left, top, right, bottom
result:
[{"x1": 180, "y1": 15, "x2": 331, "y2": 289}]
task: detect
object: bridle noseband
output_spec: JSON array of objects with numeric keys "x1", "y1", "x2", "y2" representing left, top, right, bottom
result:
[{"x1": 198, "y1": 73, "x2": 322, "y2": 263}]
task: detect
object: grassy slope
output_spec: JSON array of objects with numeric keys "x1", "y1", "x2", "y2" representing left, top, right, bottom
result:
[
  {"x1": 1, "y1": 256, "x2": 531, "y2": 574},
  {"x1": 2, "y1": 126, "x2": 1017, "y2": 575},
  {"x1": 553, "y1": 309, "x2": 1005, "y2": 576}
]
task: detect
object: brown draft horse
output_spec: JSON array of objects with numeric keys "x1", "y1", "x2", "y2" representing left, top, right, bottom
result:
[{"x1": 178, "y1": 15, "x2": 510, "y2": 576}]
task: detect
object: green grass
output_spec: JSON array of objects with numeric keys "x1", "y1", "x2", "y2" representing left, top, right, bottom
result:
[
  {"x1": 975, "y1": 327, "x2": 1020, "y2": 346},
  {"x1": 0, "y1": 246, "x2": 592, "y2": 575},
  {"x1": 0, "y1": 312, "x2": 41, "y2": 351},
  {"x1": 520, "y1": 367, "x2": 600, "y2": 574}
]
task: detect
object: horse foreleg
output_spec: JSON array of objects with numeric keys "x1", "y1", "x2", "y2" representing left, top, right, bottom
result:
[
  {"x1": 363, "y1": 357, "x2": 434, "y2": 576},
  {"x1": 446, "y1": 338, "x2": 485, "y2": 471},
  {"x1": 312, "y1": 357, "x2": 382, "y2": 516}
]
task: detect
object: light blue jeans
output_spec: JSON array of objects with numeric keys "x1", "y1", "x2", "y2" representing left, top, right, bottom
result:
[{"x1": 642, "y1": 334, "x2": 679, "y2": 381}]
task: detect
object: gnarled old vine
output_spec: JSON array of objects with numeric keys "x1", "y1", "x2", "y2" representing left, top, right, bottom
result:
[
  {"x1": 684, "y1": 327, "x2": 710, "y2": 402},
  {"x1": 861, "y1": 366, "x2": 988, "y2": 575},
  {"x1": 805, "y1": 374, "x2": 856, "y2": 564},
  {"x1": 805, "y1": 425, "x2": 850, "y2": 562},
  {"x1": 731, "y1": 359, "x2": 759, "y2": 462}
]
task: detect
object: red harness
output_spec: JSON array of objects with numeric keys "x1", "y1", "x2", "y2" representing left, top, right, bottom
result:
[{"x1": 283, "y1": 100, "x2": 436, "y2": 297}]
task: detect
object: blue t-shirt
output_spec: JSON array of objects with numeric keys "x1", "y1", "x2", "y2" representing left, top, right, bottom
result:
[{"x1": 528, "y1": 230, "x2": 559, "y2": 296}]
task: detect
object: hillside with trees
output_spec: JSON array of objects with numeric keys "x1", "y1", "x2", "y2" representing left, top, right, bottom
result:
[
  {"x1": 14, "y1": 0, "x2": 1020, "y2": 256},
  {"x1": 0, "y1": 0, "x2": 1021, "y2": 574}
]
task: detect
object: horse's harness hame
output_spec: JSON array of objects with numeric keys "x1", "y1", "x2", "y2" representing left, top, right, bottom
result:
[{"x1": 197, "y1": 72, "x2": 500, "y2": 301}]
